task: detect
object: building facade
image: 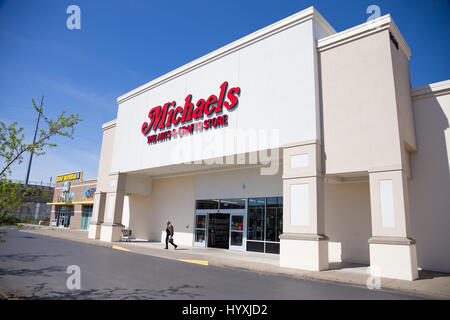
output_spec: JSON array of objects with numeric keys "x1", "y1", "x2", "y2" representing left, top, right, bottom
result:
[
  {"x1": 48, "y1": 172, "x2": 96, "y2": 230},
  {"x1": 87, "y1": 7, "x2": 450, "y2": 281}
]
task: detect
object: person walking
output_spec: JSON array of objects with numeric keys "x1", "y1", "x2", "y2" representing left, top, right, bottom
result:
[{"x1": 165, "y1": 220, "x2": 178, "y2": 249}]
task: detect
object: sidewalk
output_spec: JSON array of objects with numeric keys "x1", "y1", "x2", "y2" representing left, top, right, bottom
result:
[{"x1": 16, "y1": 224, "x2": 450, "y2": 299}]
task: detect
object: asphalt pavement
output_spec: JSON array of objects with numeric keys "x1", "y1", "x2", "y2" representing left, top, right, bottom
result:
[{"x1": 0, "y1": 227, "x2": 421, "y2": 300}]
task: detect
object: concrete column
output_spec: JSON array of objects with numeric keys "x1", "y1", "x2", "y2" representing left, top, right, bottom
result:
[
  {"x1": 88, "y1": 191, "x2": 106, "y2": 239},
  {"x1": 368, "y1": 169, "x2": 418, "y2": 280},
  {"x1": 99, "y1": 172, "x2": 126, "y2": 242},
  {"x1": 279, "y1": 140, "x2": 328, "y2": 271},
  {"x1": 34, "y1": 202, "x2": 40, "y2": 220}
]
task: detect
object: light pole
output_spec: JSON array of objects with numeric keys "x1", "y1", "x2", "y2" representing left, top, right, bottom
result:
[{"x1": 24, "y1": 96, "x2": 44, "y2": 187}]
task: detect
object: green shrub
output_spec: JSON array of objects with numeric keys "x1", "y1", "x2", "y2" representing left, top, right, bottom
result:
[{"x1": 0, "y1": 215, "x2": 21, "y2": 226}]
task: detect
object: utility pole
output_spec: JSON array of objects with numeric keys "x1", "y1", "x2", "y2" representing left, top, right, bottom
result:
[{"x1": 25, "y1": 96, "x2": 44, "y2": 187}]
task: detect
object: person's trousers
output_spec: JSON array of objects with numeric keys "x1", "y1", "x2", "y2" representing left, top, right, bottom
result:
[{"x1": 165, "y1": 235, "x2": 176, "y2": 248}]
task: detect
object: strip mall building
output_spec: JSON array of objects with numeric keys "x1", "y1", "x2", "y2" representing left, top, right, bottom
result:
[
  {"x1": 88, "y1": 7, "x2": 450, "y2": 281},
  {"x1": 48, "y1": 171, "x2": 96, "y2": 230}
]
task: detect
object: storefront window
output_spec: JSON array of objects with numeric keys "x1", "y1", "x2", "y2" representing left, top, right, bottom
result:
[
  {"x1": 195, "y1": 230, "x2": 206, "y2": 243},
  {"x1": 247, "y1": 197, "x2": 283, "y2": 254},
  {"x1": 195, "y1": 197, "x2": 282, "y2": 254},
  {"x1": 230, "y1": 232, "x2": 243, "y2": 246},
  {"x1": 195, "y1": 215, "x2": 206, "y2": 229},
  {"x1": 219, "y1": 198, "x2": 246, "y2": 210},
  {"x1": 81, "y1": 205, "x2": 93, "y2": 230},
  {"x1": 266, "y1": 197, "x2": 283, "y2": 242},
  {"x1": 247, "y1": 198, "x2": 265, "y2": 241},
  {"x1": 194, "y1": 214, "x2": 207, "y2": 244},
  {"x1": 231, "y1": 215, "x2": 244, "y2": 231},
  {"x1": 196, "y1": 199, "x2": 219, "y2": 210}
]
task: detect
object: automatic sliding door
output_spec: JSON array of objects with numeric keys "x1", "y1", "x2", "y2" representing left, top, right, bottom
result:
[{"x1": 208, "y1": 213, "x2": 230, "y2": 249}]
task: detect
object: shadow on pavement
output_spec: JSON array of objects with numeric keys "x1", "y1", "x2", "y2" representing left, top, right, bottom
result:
[
  {"x1": 6, "y1": 283, "x2": 205, "y2": 300},
  {"x1": 418, "y1": 269, "x2": 450, "y2": 280},
  {"x1": 0, "y1": 265, "x2": 66, "y2": 277},
  {"x1": 0, "y1": 253, "x2": 64, "y2": 263}
]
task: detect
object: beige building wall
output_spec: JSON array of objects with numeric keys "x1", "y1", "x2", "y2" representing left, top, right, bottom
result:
[
  {"x1": 390, "y1": 33, "x2": 417, "y2": 153},
  {"x1": 96, "y1": 120, "x2": 117, "y2": 192},
  {"x1": 317, "y1": 16, "x2": 421, "y2": 279},
  {"x1": 324, "y1": 182, "x2": 372, "y2": 264},
  {"x1": 125, "y1": 175, "x2": 195, "y2": 245},
  {"x1": 195, "y1": 167, "x2": 283, "y2": 200},
  {"x1": 88, "y1": 119, "x2": 119, "y2": 240},
  {"x1": 409, "y1": 81, "x2": 450, "y2": 273},
  {"x1": 319, "y1": 28, "x2": 405, "y2": 174},
  {"x1": 126, "y1": 194, "x2": 152, "y2": 240}
]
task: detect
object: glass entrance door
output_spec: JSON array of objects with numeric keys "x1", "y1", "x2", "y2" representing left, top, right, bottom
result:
[
  {"x1": 193, "y1": 214, "x2": 207, "y2": 248},
  {"x1": 56, "y1": 206, "x2": 72, "y2": 228},
  {"x1": 81, "y1": 205, "x2": 93, "y2": 230},
  {"x1": 207, "y1": 213, "x2": 230, "y2": 249},
  {"x1": 229, "y1": 213, "x2": 246, "y2": 251}
]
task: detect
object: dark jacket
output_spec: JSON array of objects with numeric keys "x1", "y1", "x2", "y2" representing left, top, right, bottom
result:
[{"x1": 168, "y1": 224, "x2": 174, "y2": 236}]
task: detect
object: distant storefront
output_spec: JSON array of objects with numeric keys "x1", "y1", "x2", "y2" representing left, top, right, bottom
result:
[{"x1": 48, "y1": 171, "x2": 96, "y2": 230}]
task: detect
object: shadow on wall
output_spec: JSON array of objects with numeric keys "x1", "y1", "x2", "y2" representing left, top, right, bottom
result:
[
  {"x1": 127, "y1": 194, "x2": 153, "y2": 241},
  {"x1": 324, "y1": 182, "x2": 372, "y2": 265},
  {"x1": 409, "y1": 94, "x2": 450, "y2": 273}
]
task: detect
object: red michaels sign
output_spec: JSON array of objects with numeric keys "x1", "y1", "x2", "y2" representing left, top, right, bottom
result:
[{"x1": 141, "y1": 81, "x2": 240, "y2": 145}]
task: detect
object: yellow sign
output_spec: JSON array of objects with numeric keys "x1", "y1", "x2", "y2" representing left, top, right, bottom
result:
[{"x1": 56, "y1": 171, "x2": 83, "y2": 183}]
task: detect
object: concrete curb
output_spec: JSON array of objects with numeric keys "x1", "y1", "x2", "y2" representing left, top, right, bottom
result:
[{"x1": 17, "y1": 225, "x2": 450, "y2": 300}]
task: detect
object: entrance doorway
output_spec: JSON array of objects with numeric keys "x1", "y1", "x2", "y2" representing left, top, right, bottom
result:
[
  {"x1": 81, "y1": 205, "x2": 93, "y2": 230},
  {"x1": 194, "y1": 199, "x2": 247, "y2": 251},
  {"x1": 208, "y1": 213, "x2": 230, "y2": 249},
  {"x1": 55, "y1": 205, "x2": 73, "y2": 228}
]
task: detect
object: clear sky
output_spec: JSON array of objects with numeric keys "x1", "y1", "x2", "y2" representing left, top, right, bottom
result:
[{"x1": 0, "y1": 0, "x2": 449, "y2": 184}]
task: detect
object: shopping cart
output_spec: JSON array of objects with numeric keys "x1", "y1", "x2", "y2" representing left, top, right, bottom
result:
[{"x1": 121, "y1": 227, "x2": 132, "y2": 242}]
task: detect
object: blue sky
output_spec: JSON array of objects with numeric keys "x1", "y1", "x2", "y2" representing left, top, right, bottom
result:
[{"x1": 0, "y1": 0, "x2": 449, "y2": 184}]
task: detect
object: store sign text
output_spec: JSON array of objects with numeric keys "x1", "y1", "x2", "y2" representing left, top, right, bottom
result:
[
  {"x1": 84, "y1": 187, "x2": 96, "y2": 197},
  {"x1": 141, "y1": 81, "x2": 240, "y2": 145},
  {"x1": 56, "y1": 171, "x2": 82, "y2": 182}
]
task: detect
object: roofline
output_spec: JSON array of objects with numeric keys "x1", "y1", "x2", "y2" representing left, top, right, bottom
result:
[
  {"x1": 116, "y1": 6, "x2": 335, "y2": 104},
  {"x1": 412, "y1": 79, "x2": 450, "y2": 100},
  {"x1": 102, "y1": 119, "x2": 117, "y2": 130},
  {"x1": 317, "y1": 14, "x2": 411, "y2": 60}
]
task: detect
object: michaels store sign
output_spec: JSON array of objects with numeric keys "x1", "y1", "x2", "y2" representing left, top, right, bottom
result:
[{"x1": 141, "y1": 81, "x2": 240, "y2": 145}]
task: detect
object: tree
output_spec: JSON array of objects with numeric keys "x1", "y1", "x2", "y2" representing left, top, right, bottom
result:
[{"x1": 0, "y1": 97, "x2": 83, "y2": 227}]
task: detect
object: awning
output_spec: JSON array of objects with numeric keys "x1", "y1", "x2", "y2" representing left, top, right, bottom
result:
[{"x1": 46, "y1": 202, "x2": 73, "y2": 206}]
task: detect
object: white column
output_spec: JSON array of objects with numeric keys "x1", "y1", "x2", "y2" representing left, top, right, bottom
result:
[
  {"x1": 34, "y1": 202, "x2": 40, "y2": 220},
  {"x1": 88, "y1": 191, "x2": 105, "y2": 239},
  {"x1": 280, "y1": 140, "x2": 328, "y2": 271},
  {"x1": 99, "y1": 173, "x2": 126, "y2": 242},
  {"x1": 368, "y1": 169, "x2": 418, "y2": 280}
]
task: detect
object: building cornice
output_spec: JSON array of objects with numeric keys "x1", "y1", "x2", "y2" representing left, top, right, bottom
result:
[
  {"x1": 282, "y1": 139, "x2": 321, "y2": 149},
  {"x1": 102, "y1": 119, "x2": 117, "y2": 131},
  {"x1": 117, "y1": 6, "x2": 335, "y2": 104},
  {"x1": 411, "y1": 79, "x2": 450, "y2": 100},
  {"x1": 317, "y1": 14, "x2": 411, "y2": 60}
]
